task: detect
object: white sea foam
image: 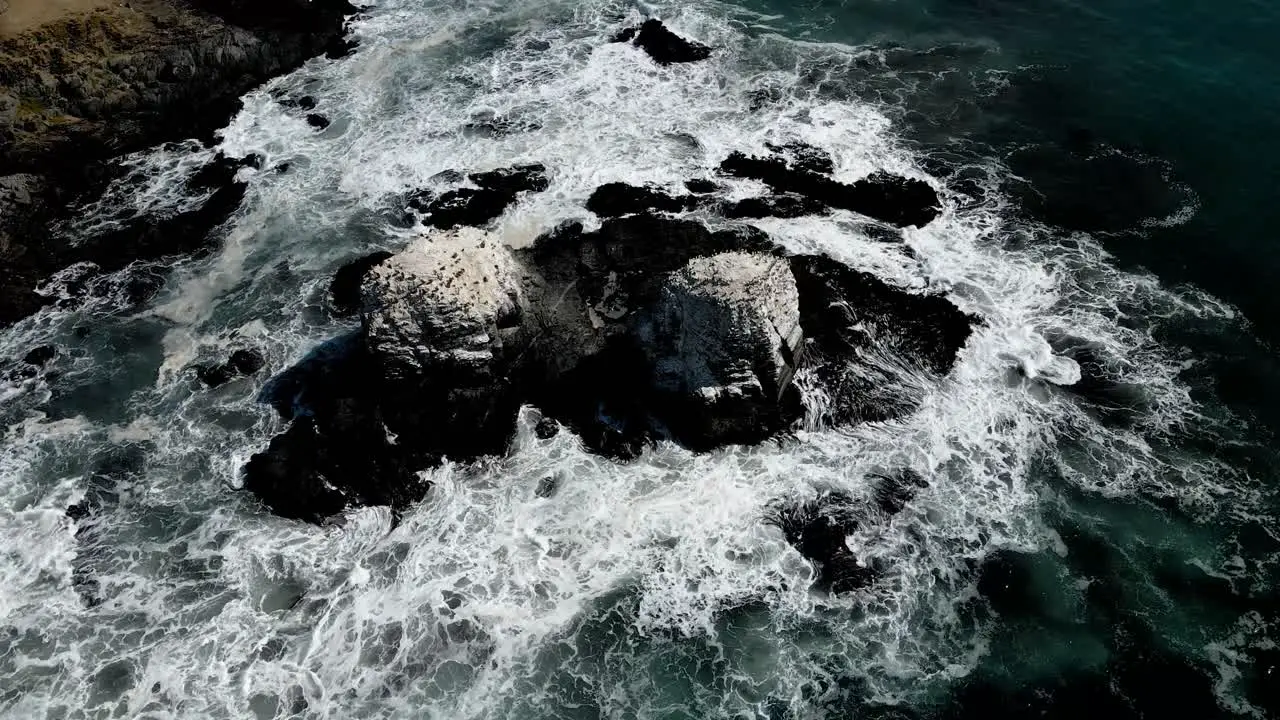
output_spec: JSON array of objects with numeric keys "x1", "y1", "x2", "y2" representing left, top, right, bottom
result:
[{"x1": 0, "y1": 0, "x2": 1260, "y2": 718}]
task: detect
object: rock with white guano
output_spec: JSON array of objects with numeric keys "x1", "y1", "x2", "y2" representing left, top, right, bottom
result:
[{"x1": 361, "y1": 227, "x2": 525, "y2": 385}]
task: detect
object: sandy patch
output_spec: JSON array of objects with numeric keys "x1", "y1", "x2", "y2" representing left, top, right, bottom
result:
[{"x1": 0, "y1": 0, "x2": 115, "y2": 37}]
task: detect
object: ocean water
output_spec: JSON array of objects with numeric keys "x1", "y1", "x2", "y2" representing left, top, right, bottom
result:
[{"x1": 2, "y1": 0, "x2": 1278, "y2": 718}]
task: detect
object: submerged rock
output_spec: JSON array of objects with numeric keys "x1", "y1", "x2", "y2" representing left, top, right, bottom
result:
[
  {"x1": 767, "y1": 469, "x2": 926, "y2": 594},
  {"x1": 196, "y1": 348, "x2": 267, "y2": 387},
  {"x1": 871, "y1": 468, "x2": 929, "y2": 515},
  {"x1": 2, "y1": 150, "x2": 253, "y2": 325},
  {"x1": 410, "y1": 164, "x2": 550, "y2": 229},
  {"x1": 766, "y1": 491, "x2": 876, "y2": 593},
  {"x1": 721, "y1": 151, "x2": 942, "y2": 228},
  {"x1": 612, "y1": 19, "x2": 712, "y2": 65}
]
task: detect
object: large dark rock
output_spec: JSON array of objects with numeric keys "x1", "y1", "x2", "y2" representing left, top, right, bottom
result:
[
  {"x1": 247, "y1": 335, "x2": 425, "y2": 521},
  {"x1": 720, "y1": 151, "x2": 942, "y2": 228},
  {"x1": 612, "y1": 19, "x2": 712, "y2": 65},
  {"x1": 790, "y1": 254, "x2": 976, "y2": 425},
  {"x1": 634, "y1": 251, "x2": 804, "y2": 449},
  {"x1": 188, "y1": 0, "x2": 359, "y2": 33},
  {"x1": 244, "y1": 206, "x2": 976, "y2": 522}
]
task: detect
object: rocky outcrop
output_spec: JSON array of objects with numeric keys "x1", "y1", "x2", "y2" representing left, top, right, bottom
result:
[
  {"x1": 586, "y1": 182, "x2": 697, "y2": 217},
  {"x1": 362, "y1": 229, "x2": 525, "y2": 386},
  {"x1": 611, "y1": 19, "x2": 711, "y2": 65},
  {"x1": 720, "y1": 151, "x2": 942, "y2": 228},
  {"x1": 245, "y1": 200, "x2": 975, "y2": 522},
  {"x1": 0, "y1": 0, "x2": 357, "y2": 326},
  {"x1": 0, "y1": 0, "x2": 355, "y2": 174},
  {"x1": 791, "y1": 254, "x2": 976, "y2": 425},
  {"x1": 408, "y1": 164, "x2": 549, "y2": 229}
]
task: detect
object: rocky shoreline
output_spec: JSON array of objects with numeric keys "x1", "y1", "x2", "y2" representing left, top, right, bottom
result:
[{"x1": 0, "y1": 0, "x2": 357, "y2": 325}]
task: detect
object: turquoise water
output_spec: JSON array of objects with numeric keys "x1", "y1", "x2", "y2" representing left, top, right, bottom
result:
[{"x1": 1, "y1": 0, "x2": 1278, "y2": 717}]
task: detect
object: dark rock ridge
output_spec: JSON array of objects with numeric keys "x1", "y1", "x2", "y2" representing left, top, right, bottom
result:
[
  {"x1": 583, "y1": 142, "x2": 939, "y2": 227},
  {"x1": 586, "y1": 182, "x2": 698, "y2": 217},
  {"x1": 720, "y1": 151, "x2": 942, "y2": 228},
  {"x1": 611, "y1": 19, "x2": 711, "y2": 65},
  {"x1": 407, "y1": 164, "x2": 549, "y2": 230},
  {"x1": 245, "y1": 199, "x2": 974, "y2": 522},
  {"x1": 0, "y1": 0, "x2": 358, "y2": 327},
  {"x1": 723, "y1": 193, "x2": 828, "y2": 220},
  {"x1": 1, "y1": 150, "x2": 256, "y2": 324}
]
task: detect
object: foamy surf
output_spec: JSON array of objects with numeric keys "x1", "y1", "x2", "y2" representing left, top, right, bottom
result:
[{"x1": 0, "y1": 0, "x2": 1267, "y2": 718}]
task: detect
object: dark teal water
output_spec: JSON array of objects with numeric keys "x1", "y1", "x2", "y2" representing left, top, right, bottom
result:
[
  {"x1": 755, "y1": 0, "x2": 1280, "y2": 424},
  {"x1": 740, "y1": 0, "x2": 1280, "y2": 716}
]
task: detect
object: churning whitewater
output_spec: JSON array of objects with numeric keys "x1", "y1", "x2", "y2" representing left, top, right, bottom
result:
[{"x1": 0, "y1": 1, "x2": 1257, "y2": 718}]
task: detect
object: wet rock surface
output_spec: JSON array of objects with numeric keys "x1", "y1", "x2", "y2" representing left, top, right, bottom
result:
[
  {"x1": 410, "y1": 164, "x2": 549, "y2": 229},
  {"x1": 612, "y1": 19, "x2": 711, "y2": 65},
  {"x1": 586, "y1": 182, "x2": 698, "y2": 217},
  {"x1": 791, "y1": 253, "x2": 977, "y2": 425}
]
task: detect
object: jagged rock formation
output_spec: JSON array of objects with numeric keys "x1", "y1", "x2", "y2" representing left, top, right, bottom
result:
[
  {"x1": 244, "y1": 195, "x2": 974, "y2": 522},
  {"x1": 635, "y1": 251, "x2": 804, "y2": 449}
]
